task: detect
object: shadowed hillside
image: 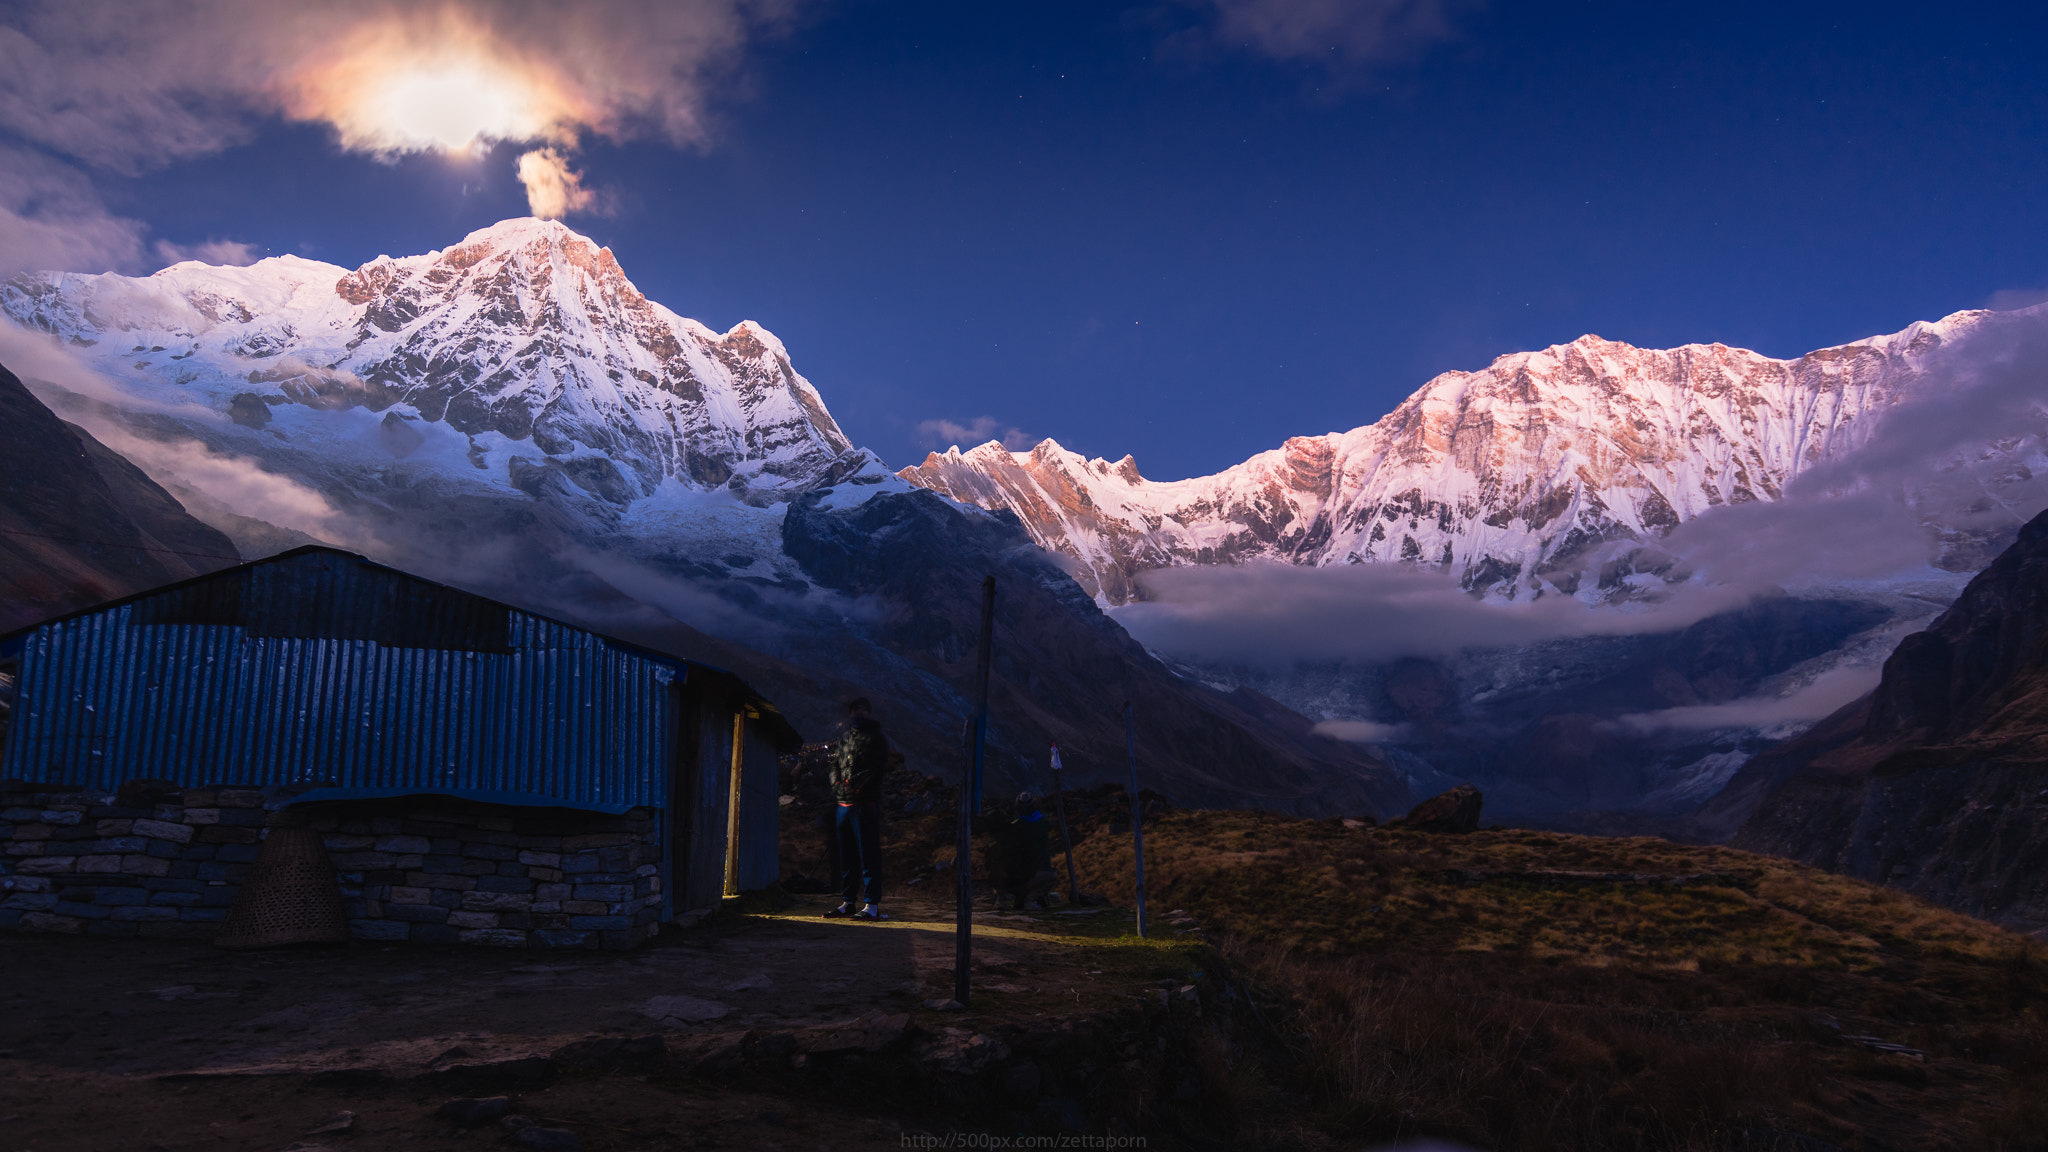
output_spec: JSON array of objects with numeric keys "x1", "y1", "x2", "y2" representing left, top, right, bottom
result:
[
  {"x1": 1722, "y1": 505, "x2": 2048, "y2": 935},
  {"x1": 0, "y1": 363, "x2": 239, "y2": 631}
]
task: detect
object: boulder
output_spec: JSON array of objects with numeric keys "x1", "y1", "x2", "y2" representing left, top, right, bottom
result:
[{"x1": 1400, "y1": 785, "x2": 1483, "y2": 834}]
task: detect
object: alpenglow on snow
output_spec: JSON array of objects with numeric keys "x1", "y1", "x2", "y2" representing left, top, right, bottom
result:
[{"x1": 900, "y1": 317, "x2": 2042, "y2": 603}]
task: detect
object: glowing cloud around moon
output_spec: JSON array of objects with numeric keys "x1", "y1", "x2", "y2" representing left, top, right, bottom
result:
[
  {"x1": 345, "y1": 61, "x2": 554, "y2": 154},
  {"x1": 279, "y1": 11, "x2": 597, "y2": 217}
]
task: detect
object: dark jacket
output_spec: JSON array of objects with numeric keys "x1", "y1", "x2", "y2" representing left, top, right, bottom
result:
[
  {"x1": 1015, "y1": 811, "x2": 1052, "y2": 873},
  {"x1": 830, "y1": 716, "x2": 889, "y2": 804},
  {"x1": 987, "y1": 810, "x2": 1053, "y2": 890}
]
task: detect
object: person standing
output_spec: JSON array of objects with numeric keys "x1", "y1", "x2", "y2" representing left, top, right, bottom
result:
[{"x1": 825, "y1": 697, "x2": 890, "y2": 920}]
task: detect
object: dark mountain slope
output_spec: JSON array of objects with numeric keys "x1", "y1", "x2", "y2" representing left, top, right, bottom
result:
[
  {"x1": 0, "y1": 363, "x2": 239, "y2": 632},
  {"x1": 773, "y1": 488, "x2": 1412, "y2": 816},
  {"x1": 1732, "y1": 505, "x2": 2048, "y2": 933}
]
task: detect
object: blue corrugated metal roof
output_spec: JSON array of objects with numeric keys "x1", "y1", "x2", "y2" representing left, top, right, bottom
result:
[
  {"x1": 1, "y1": 547, "x2": 799, "y2": 734},
  {"x1": 0, "y1": 548, "x2": 798, "y2": 803}
]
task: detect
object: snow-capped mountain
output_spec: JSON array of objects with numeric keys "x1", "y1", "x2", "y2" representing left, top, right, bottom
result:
[
  {"x1": 2, "y1": 217, "x2": 875, "y2": 514},
  {"x1": 901, "y1": 317, "x2": 2032, "y2": 604}
]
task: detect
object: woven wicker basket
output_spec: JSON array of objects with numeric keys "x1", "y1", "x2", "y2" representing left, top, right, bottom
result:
[{"x1": 214, "y1": 824, "x2": 349, "y2": 949}]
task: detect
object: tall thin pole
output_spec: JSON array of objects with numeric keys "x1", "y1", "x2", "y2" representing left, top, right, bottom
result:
[
  {"x1": 956, "y1": 575, "x2": 997, "y2": 1006},
  {"x1": 1050, "y1": 745, "x2": 1081, "y2": 904},
  {"x1": 954, "y1": 718, "x2": 973, "y2": 1006},
  {"x1": 972, "y1": 576, "x2": 997, "y2": 814},
  {"x1": 1125, "y1": 701, "x2": 1147, "y2": 939}
]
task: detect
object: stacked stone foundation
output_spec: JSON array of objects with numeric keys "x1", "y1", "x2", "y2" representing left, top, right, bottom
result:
[
  {"x1": 0, "y1": 781, "x2": 665, "y2": 950},
  {"x1": 309, "y1": 796, "x2": 663, "y2": 950}
]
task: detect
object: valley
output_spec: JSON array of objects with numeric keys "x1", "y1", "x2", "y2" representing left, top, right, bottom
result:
[{"x1": 4, "y1": 217, "x2": 2046, "y2": 935}]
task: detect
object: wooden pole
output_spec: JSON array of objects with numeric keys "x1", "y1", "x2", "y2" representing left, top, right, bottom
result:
[
  {"x1": 972, "y1": 576, "x2": 996, "y2": 815},
  {"x1": 723, "y1": 709, "x2": 745, "y2": 898},
  {"x1": 954, "y1": 718, "x2": 973, "y2": 1005},
  {"x1": 1126, "y1": 701, "x2": 1147, "y2": 938},
  {"x1": 1049, "y1": 745, "x2": 1082, "y2": 904},
  {"x1": 957, "y1": 575, "x2": 997, "y2": 1006}
]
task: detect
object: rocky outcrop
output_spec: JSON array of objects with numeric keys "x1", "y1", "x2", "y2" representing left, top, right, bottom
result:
[
  {"x1": 1399, "y1": 784, "x2": 1484, "y2": 833},
  {"x1": 0, "y1": 362, "x2": 239, "y2": 632},
  {"x1": 1730, "y1": 506, "x2": 2048, "y2": 933},
  {"x1": 901, "y1": 319, "x2": 2024, "y2": 603}
]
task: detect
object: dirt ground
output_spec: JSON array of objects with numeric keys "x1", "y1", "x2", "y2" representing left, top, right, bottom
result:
[{"x1": 0, "y1": 889, "x2": 1199, "y2": 1152}]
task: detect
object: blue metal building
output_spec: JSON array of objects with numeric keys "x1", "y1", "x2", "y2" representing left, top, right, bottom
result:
[{"x1": 0, "y1": 546, "x2": 795, "y2": 917}]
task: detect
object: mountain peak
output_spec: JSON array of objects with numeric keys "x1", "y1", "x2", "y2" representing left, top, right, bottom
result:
[
  {"x1": 3, "y1": 222, "x2": 867, "y2": 510},
  {"x1": 456, "y1": 216, "x2": 598, "y2": 250}
]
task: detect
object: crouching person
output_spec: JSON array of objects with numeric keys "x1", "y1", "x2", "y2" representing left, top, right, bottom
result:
[{"x1": 989, "y1": 791, "x2": 1060, "y2": 911}]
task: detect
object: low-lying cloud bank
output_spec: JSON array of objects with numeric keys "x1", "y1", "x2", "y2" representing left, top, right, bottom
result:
[
  {"x1": 1613, "y1": 664, "x2": 1883, "y2": 735},
  {"x1": 1312, "y1": 719, "x2": 1413, "y2": 745},
  {"x1": 1118, "y1": 560, "x2": 1768, "y2": 666}
]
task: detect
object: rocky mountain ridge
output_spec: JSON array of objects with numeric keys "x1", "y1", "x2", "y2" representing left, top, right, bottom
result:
[{"x1": 902, "y1": 318, "x2": 2025, "y2": 603}]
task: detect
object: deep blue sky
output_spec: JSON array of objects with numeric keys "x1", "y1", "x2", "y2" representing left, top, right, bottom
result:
[{"x1": 102, "y1": 1, "x2": 2048, "y2": 481}]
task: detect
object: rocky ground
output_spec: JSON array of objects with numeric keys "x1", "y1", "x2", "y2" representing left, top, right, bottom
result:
[{"x1": 0, "y1": 887, "x2": 1220, "y2": 1152}]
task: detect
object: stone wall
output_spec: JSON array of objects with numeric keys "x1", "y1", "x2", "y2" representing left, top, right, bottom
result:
[
  {"x1": 0, "y1": 780, "x2": 269, "y2": 939},
  {"x1": 0, "y1": 781, "x2": 668, "y2": 950},
  {"x1": 304, "y1": 796, "x2": 664, "y2": 951}
]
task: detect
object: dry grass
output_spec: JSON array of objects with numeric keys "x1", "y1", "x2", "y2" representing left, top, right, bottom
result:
[
  {"x1": 1074, "y1": 812, "x2": 2020, "y2": 970},
  {"x1": 1072, "y1": 810, "x2": 2048, "y2": 1152}
]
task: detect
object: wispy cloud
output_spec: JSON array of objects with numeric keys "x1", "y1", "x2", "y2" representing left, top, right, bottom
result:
[
  {"x1": 915, "y1": 416, "x2": 1037, "y2": 453},
  {"x1": 0, "y1": 143, "x2": 262, "y2": 279},
  {"x1": 1313, "y1": 719, "x2": 1412, "y2": 744},
  {"x1": 1784, "y1": 314, "x2": 2048, "y2": 509},
  {"x1": 1197, "y1": 0, "x2": 1477, "y2": 68},
  {"x1": 1984, "y1": 286, "x2": 2048, "y2": 312},
  {"x1": 515, "y1": 148, "x2": 599, "y2": 220},
  {"x1": 0, "y1": 144, "x2": 146, "y2": 278},
  {"x1": 152, "y1": 238, "x2": 260, "y2": 268}
]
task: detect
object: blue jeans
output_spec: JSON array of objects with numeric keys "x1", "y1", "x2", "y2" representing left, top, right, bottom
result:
[{"x1": 835, "y1": 801, "x2": 881, "y2": 905}]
